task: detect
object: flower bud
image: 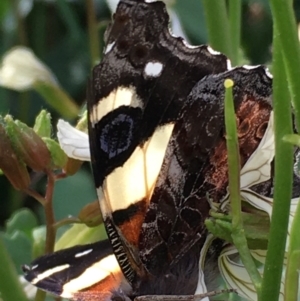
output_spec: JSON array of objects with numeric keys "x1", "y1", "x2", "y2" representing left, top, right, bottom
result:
[
  {"x1": 78, "y1": 201, "x2": 103, "y2": 227},
  {"x1": 33, "y1": 110, "x2": 51, "y2": 138},
  {"x1": 5, "y1": 115, "x2": 51, "y2": 172},
  {"x1": 42, "y1": 137, "x2": 68, "y2": 169},
  {"x1": 0, "y1": 47, "x2": 58, "y2": 91},
  {"x1": 0, "y1": 119, "x2": 30, "y2": 190}
]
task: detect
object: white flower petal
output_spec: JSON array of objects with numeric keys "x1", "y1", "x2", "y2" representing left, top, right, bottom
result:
[
  {"x1": 219, "y1": 246, "x2": 286, "y2": 301},
  {"x1": 241, "y1": 189, "x2": 299, "y2": 251},
  {"x1": 241, "y1": 189, "x2": 273, "y2": 216},
  {"x1": 219, "y1": 246, "x2": 258, "y2": 301},
  {"x1": 0, "y1": 46, "x2": 57, "y2": 91},
  {"x1": 57, "y1": 120, "x2": 90, "y2": 161},
  {"x1": 195, "y1": 234, "x2": 217, "y2": 301},
  {"x1": 251, "y1": 250, "x2": 267, "y2": 264}
]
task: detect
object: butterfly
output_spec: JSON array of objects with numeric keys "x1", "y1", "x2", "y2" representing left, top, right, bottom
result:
[{"x1": 23, "y1": 1, "x2": 273, "y2": 300}]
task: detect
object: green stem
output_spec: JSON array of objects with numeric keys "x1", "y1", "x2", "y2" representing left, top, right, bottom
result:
[
  {"x1": 259, "y1": 23, "x2": 294, "y2": 301},
  {"x1": 44, "y1": 172, "x2": 56, "y2": 254},
  {"x1": 202, "y1": 0, "x2": 232, "y2": 59},
  {"x1": 56, "y1": 0, "x2": 84, "y2": 42},
  {"x1": 228, "y1": 0, "x2": 241, "y2": 66},
  {"x1": 34, "y1": 82, "x2": 79, "y2": 120},
  {"x1": 224, "y1": 80, "x2": 241, "y2": 227},
  {"x1": 269, "y1": 0, "x2": 300, "y2": 131},
  {"x1": 284, "y1": 200, "x2": 300, "y2": 301},
  {"x1": 0, "y1": 238, "x2": 29, "y2": 301},
  {"x1": 224, "y1": 79, "x2": 262, "y2": 291},
  {"x1": 86, "y1": 0, "x2": 100, "y2": 67}
]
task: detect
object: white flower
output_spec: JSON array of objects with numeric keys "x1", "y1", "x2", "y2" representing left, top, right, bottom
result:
[
  {"x1": 57, "y1": 119, "x2": 90, "y2": 161},
  {"x1": 0, "y1": 46, "x2": 58, "y2": 91}
]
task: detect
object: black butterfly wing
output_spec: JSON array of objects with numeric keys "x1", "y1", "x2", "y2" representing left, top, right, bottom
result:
[
  {"x1": 87, "y1": 0, "x2": 229, "y2": 284},
  {"x1": 138, "y1": 66, "x2": 273, "y2": 277}
]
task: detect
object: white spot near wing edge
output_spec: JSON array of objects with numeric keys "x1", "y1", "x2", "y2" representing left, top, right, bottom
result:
[
  {"x1": 105, "y1": 41, "x2": 115, "y2": 54},
  {"x1": 207, "y1": 46, "x2": 220, "y2": 55},
  {"x1": 75, "y1": 249, "x2": 93, "y2": 258},
  {"x1": 102, "y1": 123, "x2": 174, "y2": 212},
  {"x1": 144, "y1": 61, "x2": 163, "y2": 77}
]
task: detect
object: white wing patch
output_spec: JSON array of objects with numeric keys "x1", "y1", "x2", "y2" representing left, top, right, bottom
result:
[
  {"x1": 90, "y1": 87, "x2": 143, "y2": 125},
  {"x1": 102, "y1": 123, "x2": 174, "y2": 212},
  {"x1": 31, "y1": 264, "x2": 70, "y2": 285}
]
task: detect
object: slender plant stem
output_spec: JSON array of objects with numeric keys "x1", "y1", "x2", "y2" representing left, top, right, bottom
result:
[
  {"x1": 284, "y1": 200, "x2": 300, "y2": 301},
  {"x1": 56, "y1": 0, "x2": 84, "y2": 42},
  {"x1": 54, "y1": 217, "x2": 81, "y2": 229},
  {"x1": 224, "y1": 80, "x2": 241, "y2": 226},
  {"x1": 44, "y1": 172, "x2": 56, "y2": 254},
  {"x1": 24, "y1": 188, "x2": 46, "y2": 206},
  {"x1": 228, "y1": 0, "x2": 241, "y2": 66},
  {"x1": 259, "y1": 24, "x2": 294, "y2": 301},
  {"x1": 34, "y1": 83, "x2": 79, "y2": 120},
  {"x1": 269, "y1": 0, "x2": 300, "y2": 131},
  {"x1": 86, "y1": 0, "x2": 100, "y2": 67},
  {"x1": 224, "y1": 79, "x2": 262, "y2": 292},
  {"x1": 202, "y1": 0, "x2": 232, "y2": 59},
  {"x1": 33, "y1": 172, "x2": 57, "y2": 301}
]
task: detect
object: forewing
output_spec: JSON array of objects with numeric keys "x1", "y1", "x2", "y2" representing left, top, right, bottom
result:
[{"x1": 87, "y1": 0, "x2": 229, "y2": 283}]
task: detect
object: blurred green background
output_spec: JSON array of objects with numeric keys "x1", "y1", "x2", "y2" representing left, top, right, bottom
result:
[
  {"x1": 0, "y1": 0, "x2": 300, "y2": 246},
  {"x1": 1, "y1": 1, "x2": 300, "y2": 300}
]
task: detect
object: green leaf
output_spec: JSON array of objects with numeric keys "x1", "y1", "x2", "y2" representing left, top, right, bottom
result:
[
  {"x1": 1, "y1": 231, "x2": 32, "y2": 273},
  {"x1": 55, "y1": 223, "x2": 106, "y2": 251},
  {"x1": 32, "y1": 226, "x2": 46, "y2": 259},
  {"x1": 5, "y1": 208, "x2": 38, "y2": 238},
  {"x1": 0, "y1": 238, "x2": 29, "y2": 301}
]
